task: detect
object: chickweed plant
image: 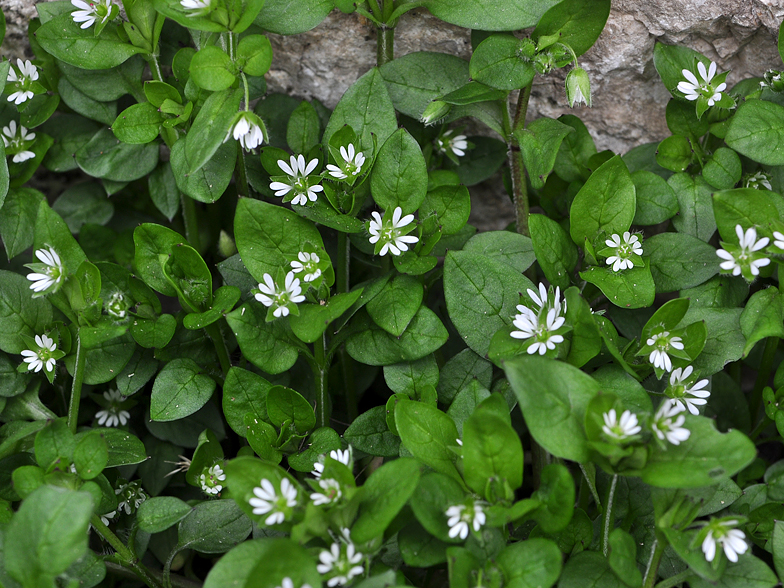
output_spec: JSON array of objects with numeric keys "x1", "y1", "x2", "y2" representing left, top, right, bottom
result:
[{"x1": 0, "y1": 0, "x2": 783, "y2": 587}]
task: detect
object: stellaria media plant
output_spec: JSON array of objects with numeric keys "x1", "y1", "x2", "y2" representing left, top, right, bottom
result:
[{"x1": 0, "y1": 0, "x2": 783, "y2": 587}]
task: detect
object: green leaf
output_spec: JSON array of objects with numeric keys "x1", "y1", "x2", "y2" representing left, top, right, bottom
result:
[
  {"x1": 183, "y1": 285, "x2": 241, "y2": 330},
  {"x1": 190, "y1": 46, "x2": 236, "y2": 92},
  {"x1": 497, "y1": 538, "x2": 562, "y2": 588},
  {"x1": 444, "y1": 250, "x2": 534, "y2": 357},
  {"x1": 384, "y1": 355, "x2": 439, "y2": 396},
  {"x1": 132, "y1": 223, "x2": 185, "y2": 297},
  {"x1": 690, "y1": 555, "x2": 777, "y2": 588},
  {"x1": 558, "y1": 551, "x2": 624, "y2": 588},
  {"x1": 608, "y1": 529, "x2": 642, "y2": 588},
  {"x1": 740, "y1": 287, "x2": 784, "y2": 357},
  {"x1": 469, "y1": 35, "x2": 535, "y2": 91},
  {"x1": 712, "y1": 188, "x2": 780, "y2": 243},
  {"x1": 409, "y1": 472, "x2": 468, "y2": 543},
  {"x1": 73, "y1": 431, "x2": 108, "y2": 480},
  {"x1": 84, "y1": 428, "x2": 146, "y2": 467},
  {"x1": 323, "y1": 68, "x2": 397, "y2": 153},
  {"x1": 644, "y1": 232, "x2": 719, "y2": 292},
  {"x1": 655, "y1": 134, "x2": 693, "y2": 172},
  {"x1": 130, "y1": 314, "x2": 176, "y2": 349},
  {"x1": 419, "y1": 184, "x2": 470, "y2": 236},
  {"x1": 518, "y1": 117, "x2": 575, "y2": 189},
  {"x1": 184, "y1": 88, "x2": 242, "y2": 174},
  {"x1": 463, "y1": 407, "x2": 523, "y2": 497},
  {"x1": 462, "y1": 231, "x2": 535, "y2": 274},
  {"x1": 285, "y1": 101, "x2": 320, "y2": 154},
  {"x1": 137, "y1": 496, "x2": 193, "y2": 533},
  {"x1": 225, "y1": 302, "x2": 300, "y2": 374},
  {"x1": 171, "y1": 139, "x2": 236, "y2": 204},
  {"x1": 682, "y1": 276, "x2": 748, "y2": 309},
  {"x1": 529, "y1": 214, "x2": 577, "y2": 289},
  {"x1": 679, "y1": 307, "x2": 744, "y2": 376},
  {"x1": 395, "y1": 399, "x2": 462, "y2": 483},
  {"x1": 725, "y1": 99, "x2": 784, "y2": 165},
  {"x1": 66, "y1": 332, "x2": 136, "y2": 385},
  {"x1": 653, "y1": 42, "x2": 710, "y2": 97},
  {"x1": 702, "y1": 147, "x2": 741, "y2": 189},
  {"x1": 75, "y1": 128, "x2": 159, "y2": 182},
  {"x1": 243, "y1": 540, "x2": 321, "y2": 588},
  {"x1": 150, "y1": 358, "x2": 216, "y2": 422},
  {"x1": 773, "y1": 520, "x2": 784, "y2": 583},
  {"x1": 177, "y1": 500, "x2": 252, "y2": 554},
  {"x1": 112, "y1": 102, "x2": 162, "y2": 144},
  {"x1": 148, "y1": 162, "x2": 180, "y2": 220},
  {"x1": 579, "y1": 264, "x2": 655, "y2": 309},
  {"x1": 254, "y1": 0, "x2": 333, "y2": 35},
  {"x1": 0, "y1": 188, "x2": 44, "y2": 260},
  {"x1": 34, "y1": 417, "x2": 74, "y2": 468},
  {"x1": 366, "y1": 274, "x2": 423, "y2": 337},
  {"x1": 266, "y1": 386, "x2": 315, "y2": 433},
  {"x1": 423, "y1": 0, "x2": 560, "y2": 31},
  {"x1": 569, "y1": 155, "x2": 636, "y2": 246},
  {"x1": 288, "y1": 290, "x2": 362, "y2": 343},
  {"x1": 668, "y1": 172, "x2": 715, "y2": 242},
  {"x1": 632, "y1": 170, "x2": 678, "y2": 225},
  {"x1": 532, "y1": 464, "x2": 575, "y2": 533},
  {"x1": 352, "y1": 458, "x2": 422, "y2": 543},
  {"x1": 371, "y1": 128, "x2": 428, "y2": 213},
  {"x1": 36, "y1": 16, "x2": 145, "y2": 70},
  {"x1": 52, "y1": 182, "x2": 114, "y2": 234},
  {"x1": 0, "y1": 270, "x2": 53, "y2": 354},
  {"x1": 504, "y1": 356, "x2": 597, "y2": 462},
  {"x1": 438, "y1": 349, "x2": 492, "y2": 405},
  {"x1": 222, "y1": 367, "x2": 270, "y2": 437},
  {"x1": 343, "y1": 405, "x2": 400, "y2": 457},
  {"x1": 532, "y1": 0, "x2": 611, "y2": 57}
]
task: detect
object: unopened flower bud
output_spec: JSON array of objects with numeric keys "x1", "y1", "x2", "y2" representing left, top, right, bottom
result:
[
  {"x1": 218, "y1": 230, "x2": 237, "y2": 258},
  {"x1": 566, "y1": 67, "x2": 591, "y2": 107},
  {"x1": 421, "y1": 100, "x2": 451, "y2": 126},
  {"x1": 517, "y1": 38, "x2": 536, "y2": 60},
  {"x1": 533, "y1": 51, "x2": 555, "y2": 75},
  {"x1": 762, "y1": 69, "x2": 784, "y2": 92}
]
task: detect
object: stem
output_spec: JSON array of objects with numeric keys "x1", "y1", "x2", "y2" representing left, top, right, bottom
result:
[
  {"x1": 235, "y1": 144, "x2": 250, "y2": 199},
  {"x1": 105, "y1": 563, "x2": 202, "y2": 588},
  {"x1": 92, "y1": 516, "x2": 164, "y2": 588},
  {"x1": 601, "y1": 474, "x2": 618, "y2": 557},
  {"x1": 337, "y1": 232, "x2": 350, "y2": 294},
  {"x1": 313, "y1": 334, "x2": 329, "y2": 428},
  {"x1": 509, "y1": 84, "x2": 532, "y2": 237},
  {"x1": 205, "y1": 322, "x2": 231, "y2": 376},
  {"x1": 150, "y1": 53, "x2": 164, "y2": 82},
  {"x1": 376, "y1": 26, "x2": 394, "y2": 66},
  {"x1": 750, "y1": 336, "x2": 778, "y2": 420},
  {"x1": 180, "y1": 193, "x2": 200, "y2": 250},
  {"x1": 750, "y1": 416, "x2": 772, "y2": 442},
  {"x1": 655, "y1": 570, "x2": 693, "y2": 588},
  {"x1": 67, "y1": 334, "x2": 86, "y2": 434},
  {"x1": 531, "y1": 440, "x2": 549, "y2": 490},
  {"x1": 228, "y1": 32, "x2": 236, "y2": 61},
  {"x1": 579, "y1": 463, "x2": 602, "y2": 511},
  {"x1": 643, "y1": 538, "x2": 665, "y2": 588}
]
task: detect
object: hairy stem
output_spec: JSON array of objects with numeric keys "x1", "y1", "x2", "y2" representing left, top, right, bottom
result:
[
  {"x1": 313, "y1": 334, "x2": 330, "y2": 428},
  {"x1": 579, "y1": 463, "x2": 602, "y2": 511},
  {"x1": 67, "y1": 334, "x2": 86, "y2": 434},
  {"x1": 655, "y1": 570, "x2": 693, "y2": 588},
  {"x1": 180, "y1": 194, "x2": 200, "y2": 250},
  {"x1": 376, "y1": 26, "x2": 394, "y2": 65},
  {"x1": 643, "y1": 538, "x2": 665, "y2": 588},
  {"x1": 750, "y1": 336, "x2": 778, "y2": 420},
  {"x1": 509, "y1": 84, "x2": 532, "y2": 237},
  {"x1": 235, "y1": 144, "x2": 250, "y2": 199},
  {"x1": 92, "y1": 516, "x2": 163, "y2": 588},
  {"x1": 205, "y1": 322, "x2": 231, "y2": 377},
  {"x1": 601, "y1": 474, "x2": 618, "y2": 557},
  {"x1": 105, "y1": 563, "x2": 202, "y2": 588}
]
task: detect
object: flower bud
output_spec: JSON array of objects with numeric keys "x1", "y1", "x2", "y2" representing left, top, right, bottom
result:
[
  {"x1": 533, "y1": 51, "x2": 555, "y2": 75},
  {"x1": 420, "y1": 100, "x2": 451, "y2": 126},
  {"x1": 218, "y1": 230, "x2": 237, "y2": 258},
  {"x1": 762, "y1": 69, "x2": 784, "y2": 92},
  {"x1": 566, "y1": 67, "x2": 592, "y2": 107},
  {"x1": 517, "y1": 38, "x2": 536, "y2": 60}
]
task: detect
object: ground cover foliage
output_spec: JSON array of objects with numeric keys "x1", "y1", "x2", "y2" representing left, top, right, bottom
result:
[{"x1": 1, "y1": 0, "x2": 784, "y2": 587}]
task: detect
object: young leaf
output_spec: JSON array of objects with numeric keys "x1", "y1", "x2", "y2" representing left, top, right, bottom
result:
[
  {"x1": 424, "y1": 0, "x2": 560, "y2": 31},
  {"x1": 644, "y1": 232, "x2": 719, "y2": 292},
  {"x1": 517, "y1": 117, "x2": 575, "y2": 189},
  {"x1": 469, "y1": 35, "x2": 536, "y2": 91},
  {"x1": 725, "y1": 99, "x2": 784, "y2": 165},
  {"x1": 371, "y1": 128, "x2": 428, "y2": 213},
  {"x1": 150, "y1": 358, "x2": 216, "y2": 422},
  {"x1": 395, "y1": 399, "x2": 462, "y2": 483},
  {"x1": 532, "y1": 0, "x2": 611, "y2": 57},
  {"x1": 529, "y1": 213, "x2": 577, "y2": 289}
]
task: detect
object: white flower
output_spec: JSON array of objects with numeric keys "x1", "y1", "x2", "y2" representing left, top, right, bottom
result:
[
  {"x1": 744, "y1": 171, "x2": 772, "y2": 191},
  {"x1": 646, "y1": 331, "x2": 684, "y2": 372},
  {"x1": 317, "y1": 530, "x2": 365, "y2": 587},
  {"x1": 526, "y1": 282, "x2": 566, "y2": 316},
  {"x1": 290, "y1": 251, "x2": 322, "y2": 282},
  {"x1": 100, "y1": 510, "x2": 117, "y2": 526},
  {"x1": 702, "y1": 519, "x2": 748, "y2": 563},
  {"x1": 71, "y1": 0, "x2": 114, "y2": 29},
  {"x1": 26, "y1": 247, "x2": 64, "y2": 294},
  {"x1": 227, "y1": 113, "x2": 264, "y2": 151},
  {"x1": 95, "y1": 389, "x2": 130, "y2": 427},
  {"x1": 20, "y1": 334, "x2": 57, "y2": 373},
  {"x1": 7, "y1": 59, "x2": 38, "y2": 105},
  {"x1": 601, "y1": 409, "x2": 641, "y2": 440},
  {"x1": 437, "y1": 130, "x2": 468, "y2": 157},
  {"x1": 774, "y1": 230, "x2": 784, "y2": 251},
  {"x1": 310, "y1": 478, "x2": 342, "y2": 506},
  {"x1": 2, "y1": 120, "x2": 35, "y2": 163},
  {"x1": 510, "y1": 306, "x2": 565, "y2": 355},
  {"x1": 199, "y1": 464, "x2": 226, "y2": 495},
  {"x1": 716, "y1": 225, "x2": 770, "y2": 278},
  {"x1": 270, "y1": 155, "x2": 323, "y2": 206},
  {"x1": 276, "y1": 579, "x2": 312, "y2": 588},
  {"x1": 445, "y1": 502, "x2": 486, "y2": 540},
  {"x1": 115, "y1": 480, "x2": 148, "y2": 515},
  {"x1": 651, "y1": 400, "x2": 691, "y2": 446},
  {"x1": 312, "y1": 447, "x2": 352, "y2": 479},
  {"x1": 667, "y1": 366, "x2": 710, "y2": 415},
  {"x1": 367, "y1": 207, "x2": 419, "y2": 256},
  {"x1": 180, "y1": 0, "x2": 210, "y2": 12},
  {"x1": 249, "y1": 478, "x2": 298, "y2": 525},
  {"x1": 254, "y1": 271, "x2": 306, "y2": 318},
  {"x1": 326, "y1": 144, "x2": 365, "y2": 180},
  {"x1": 677, "y1": 61, "x2": 727, "y2": 106},
  {"x1": 604, "y1": 232, "x2": 643, "y2": 272}
]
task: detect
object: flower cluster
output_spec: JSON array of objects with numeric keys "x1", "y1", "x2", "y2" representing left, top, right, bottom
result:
[
  {"x1": 445, "y1": 501, "x2": 486, "y2": 540},
  {"x1": 368, "y1": 207, "x2": 419, "y2": 257},
  {"x1": 270, "y1": 155, "x2": 323, "y2": 206},
  {"x1": 7, "y1": 59, "x2": 38, "y2": 105},
  {"x1": 249, "y1": 478, "x2": 298, "y2": 525},
  {"x1": 317, "y1": 529, "x2": 365, "y2": 587},
  {"x1": 95, "y1": 389, "x2": 131, "y2": 427},
  {"x1": 716, "y1": 225, "x2": 770, "y2": 281},
  {"x1": 255, "y1": 272, "x2": 306, "y2": 318},
  {"x1": 510, "y1": 283, "x2": 567, "y2": 355},
  {"x1": 601, "y1": 402, "x2": 690, "y2": 448}
]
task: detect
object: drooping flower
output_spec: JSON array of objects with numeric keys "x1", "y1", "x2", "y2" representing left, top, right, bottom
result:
[
  {"x1": 666, "y1": 366, "x2": 710, "y2": 415},
  {"x1": 565, "y1": 67, "x2": 592, "y2": 107},
  {"x1": 199, "y1": 464, "x2": 226, "y2": 496},
  {"x1": 105, "y1": 291, "x2": 130, "y2": 320},
  {"x1": 312, "y1": 447, "x2": 352, "y2": 479},
  {"x1": 317, "y1": 529, "x2": 365, "y2": 587},
  {"x1": 744, "y1": 171, "x2": 773, "y2": 191},
  {"x1": 677, "y1": 61, "x2": 727, "y2": 106},
  {"x1": 310, "y1": 478, "x2": 342, "y2": 506},
  {"x1": 510, "y1": 306, "x2": 565, "y2": 355},
  {"x1": 716, "y1": 225, "x2": 770, "y2": 280},
  {"x1": 601, "y1": 409, "x2": 641, "y2": 441},
  {"x1": 604, "y1": 232, "x2": 643, "y2": 272},
  {"x1": 2, "y1": 120, "x2": 36, "y2": 163},
  {"x1": 326, "y1": 144, "x2": 365, "y2": 180},
  {"x1": 7, "y1": 59, "x2": 38, "y2": 105},
  {"x1": 95, "y1": 389, "x2": 131, "y2": 427},
  {"x1": 226, "y1": 112, "x2": 265, "y2": 151},
  {"x1": 445, "y1": 502, "x2": 486, "y2": 540},
  {"x1": 20, "y1": 334, "x2": 58, "y2": 374},
  {"x1": 290, "y1": 251, "x2": 322, "y2": 283},
  {"x1": 651, "y1": 399, "x2": 691, "y2": 446},
  {"x1": 276, "y1": 579, "x2": 312, "y2": 588},
  {"x1": 25, "y1": 247, "x2": 65, "y2": 295},
  {"x1": 249, "y1": 478, "x2": 298, "y2": 525},
  {"x1": 269, "y1": 155, "x2": 323, "y2": 206},
  {"x1": 70, "y1": 0, "x2": 115, "y2": 29},
  {"x1": 646, "y1": 331, "x2": 684, "y2": 373},
  {"x1": 115, "y1": 480, "x2": 148, "y2": 515},
  {"x1": 367, "y1": 207, "x2": 419, "y2": 257},
  {"x1": 774, "y1": 230, "x2": 784, "y2": 251},
  {"x1": 437, "y1": 129, "x2": 468, "y2": 157},
  {"x1": 701, "y1": 519, "x2": 748, "y2": 563},
  {"x1": 254, "y1": 271, "x2": 306, "y2": 318}
]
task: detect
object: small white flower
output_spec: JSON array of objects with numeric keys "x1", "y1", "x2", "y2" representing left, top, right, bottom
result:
[
  {"x1": 604, "y1": 232, "x2": 643, "y2": 272},
  {"x1": 100, "y1": 510, "x2": 117, "y2": 526},
  {"x1": 774, "y1": 230, "x2": 784, "y2": 251},
  {"x1": 270, "y1": 155, "x2": 323, "y2": 206},
  {"x1": 716, "y1": 225, "x2": 770, "y2": 278},
  {"x1": 601, "y1": 409, "x2": 641, "y2": 440},
  {"x1": 445, "y1": 502, "x2": 486, "y2": 540},
  {"x1": 199, "y1": 464, "x2": 226, "y2": 496},
  {"x1": 7, "y1": 59, "x2": 38, "y2": 105},
  {"x1": 226, "y1": 113, "x2": 264, "y2": 151},
  {"x1": 254, "y1": 271, "x2": 306, "y2": 318},
  {"x1": 677, "y1": 61, "x2": 727, "y2": 106},
  {"x1": 667, "y1": 366, "x2": 710, "y2": 415},
  {"x1": 310, "y1": 478, "x2": 342, "y2": 506},
  {"x1": 526, "y1": 283, "x2": 566, "y2": 316},
  {"x1": 510, "y1": 306, "x2": 565, "y2": 355},
  {"x1": 276, "y1": 579, "x2": 312, "y2": 588},
  {"x1": 367, "y1": 206, "x2": 419, "y2": 256},
  {"x1": 115, "y1": 480, "x2": 148, "y2": 515},
  {"x1": 290, "y1": 251, "x2": 322, "y2": 282},
  {"x1": 326, "y1": 144, "x2": 366, "y2": 180},
  {"x1": 71, "y1": 0, "x2": 114, "y2": 29},
  {"x1": 20, "y1": 334, "x2": 57, "y2": 374},
  {"x1": 2, "y1": 120, "x2": 36, "y2": 163},
  {"x1": 95, "y1": 389, "x2": 130, "y2": 427},
  {"x1": 180, "y1": 0, "x2": 210, "y2": 12},
  {"x1": 26, "y1": 247, "x2": 64, "y2": 294},
  {"x1": 317, "y1": 529, "x2": 364, "y2": 587},
  {"x1": 249, "y1": 478, "x2": 298, "y2": 525},
  {"x1": 702, "y1": 519, "x2": 748, "y2": 563},
  {"x1": 744, "y1": 171, "x2": 772, "y2": 191},
  {"x1": 312, "y1": 447, "x2": 352, "y2": 479},
  {"x1": 646, "y1": 331, "x2": 684, "y2": 373},
  {"x1": 437, "y1": 130, "x2": 468, "y2": 157},
  {"x1": 652, "y1": 399, "x2": 691, "y2": 446}
]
